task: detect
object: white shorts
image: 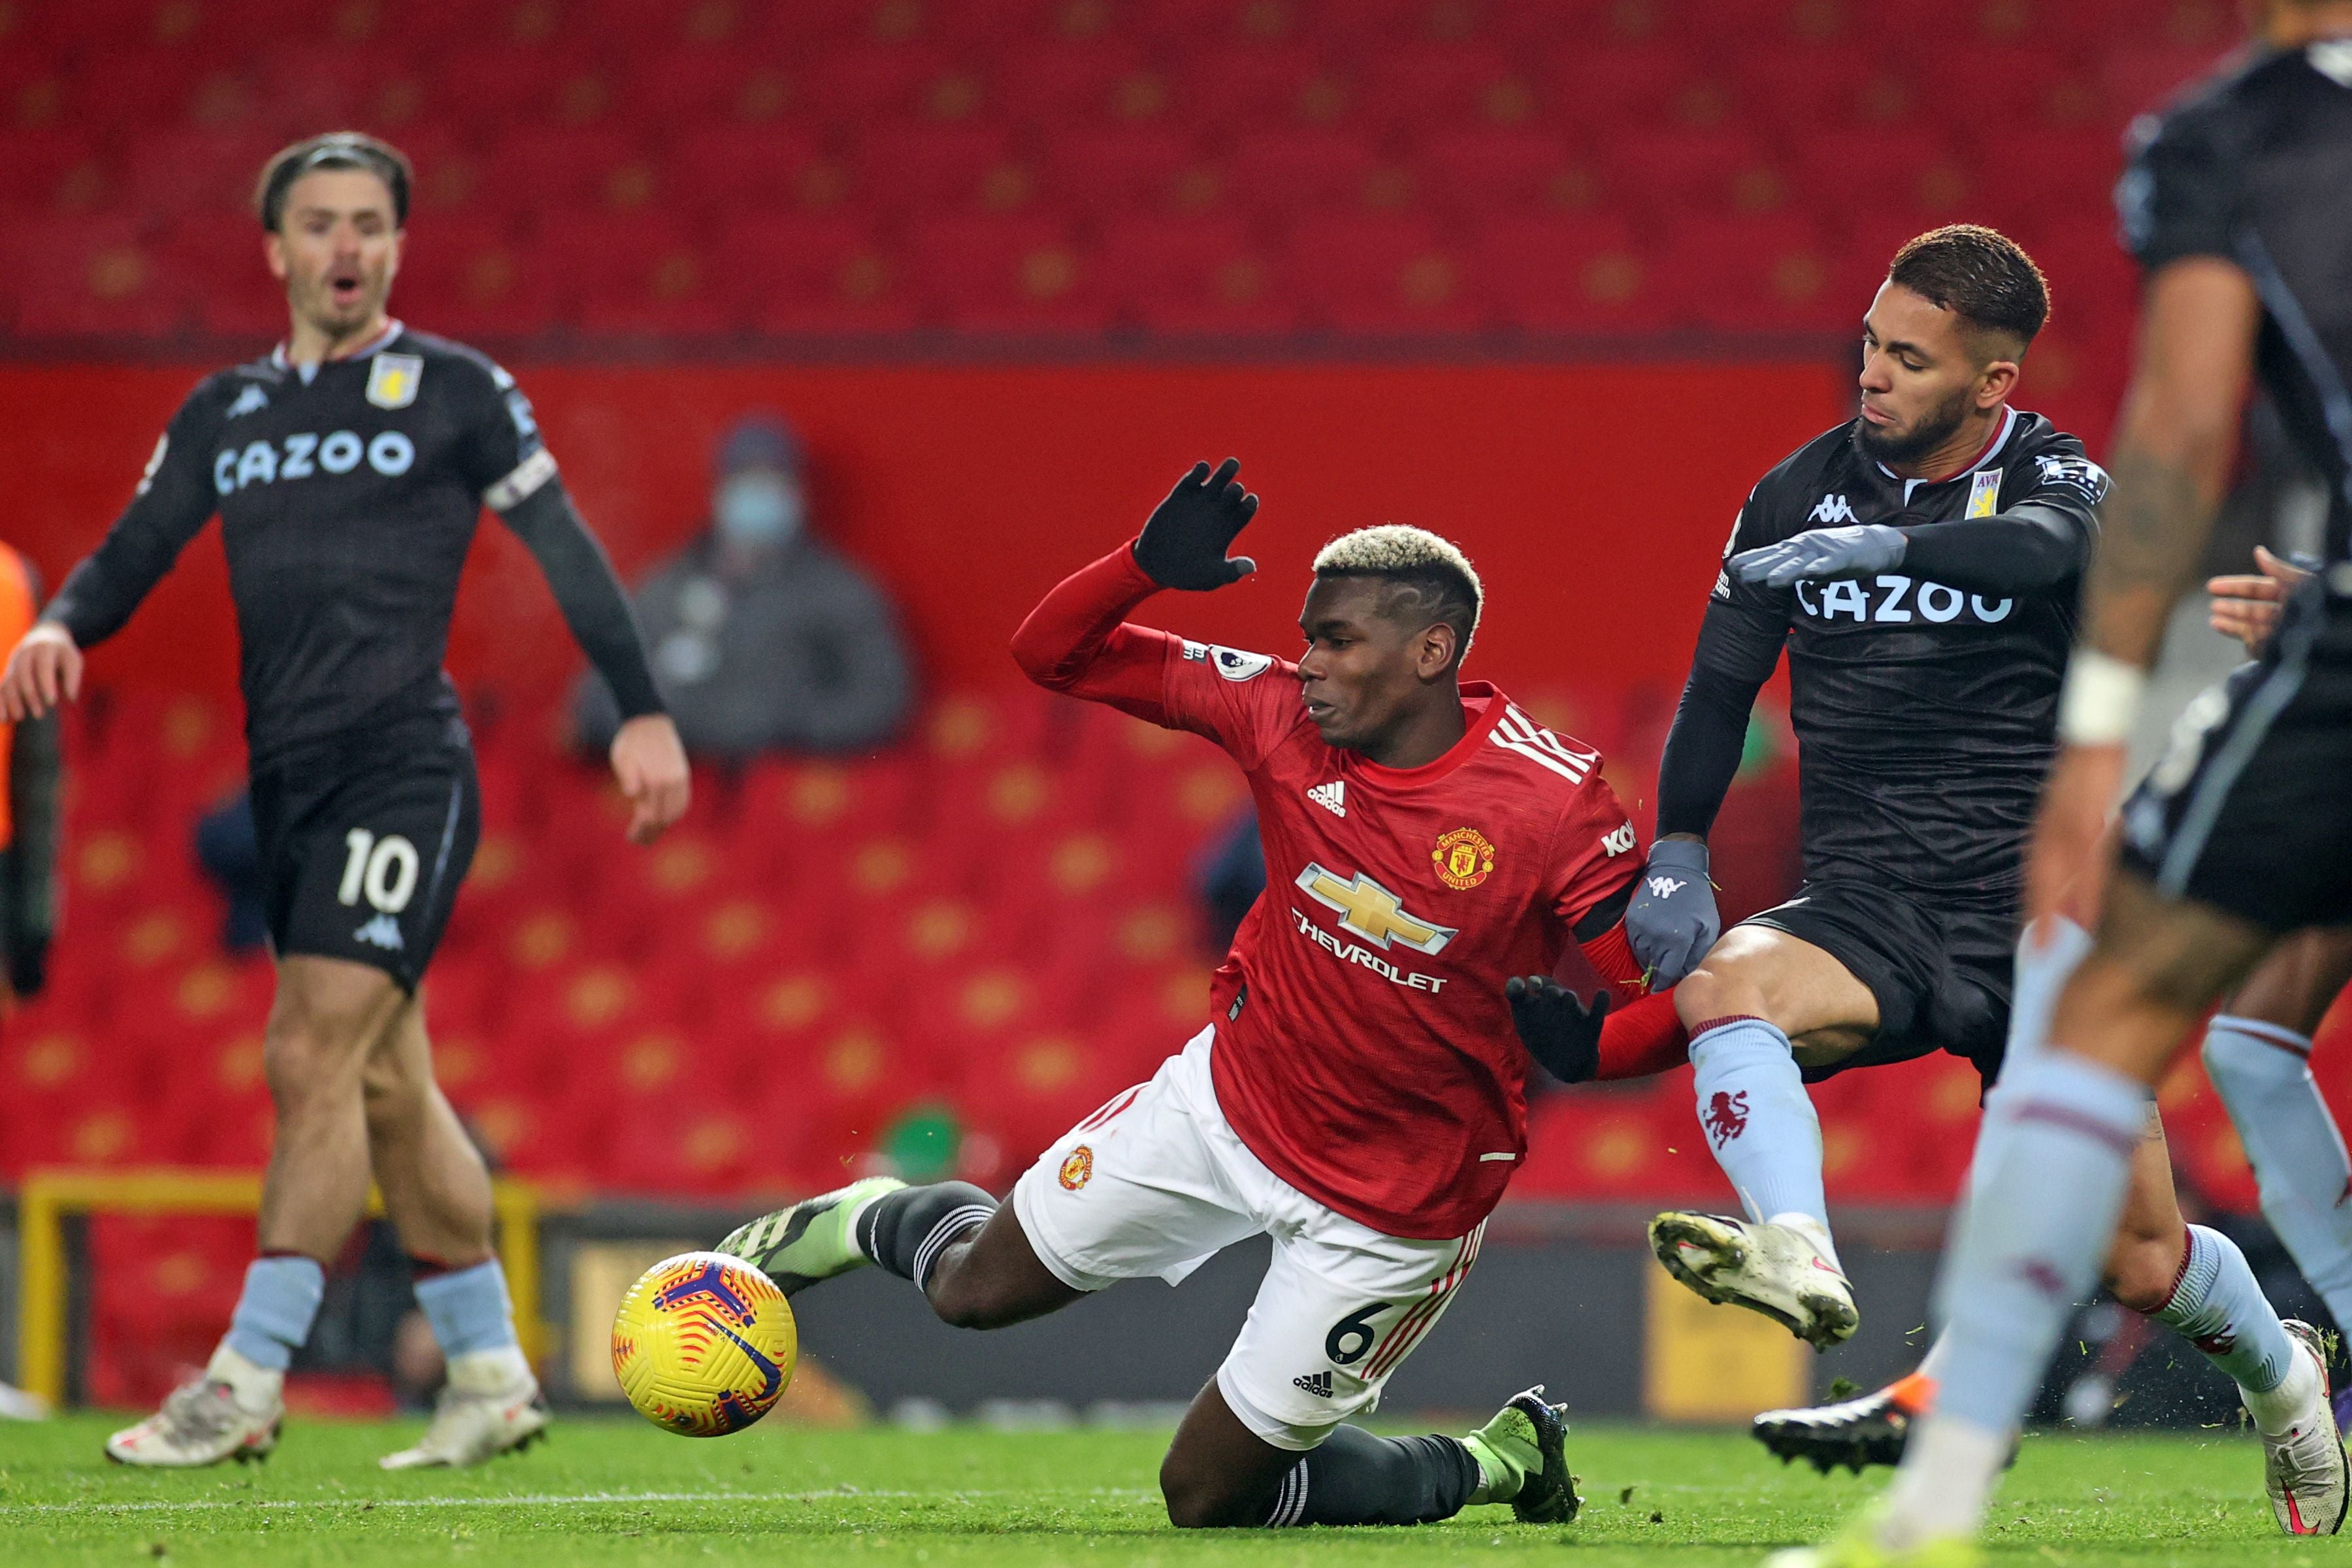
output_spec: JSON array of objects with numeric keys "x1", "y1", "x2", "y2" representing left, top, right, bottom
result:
[{"x1": 1011, "y1": 1026, "x2": 1484, "y2": 1450}]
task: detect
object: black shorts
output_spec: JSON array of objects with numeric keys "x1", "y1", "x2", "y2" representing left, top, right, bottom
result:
[
  {"x1": 249, "y1": 717, "x2": 480, "y2": 990},
  {"x1": 1740, "y1": 881, "x2": 2017, "y2": 1083},
  {"x1": 2117, "y1": 577, "x2": 2352, "y2": 932}
]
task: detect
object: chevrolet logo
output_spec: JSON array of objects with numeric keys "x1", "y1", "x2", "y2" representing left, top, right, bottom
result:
[{"x1": 1293, "y1": 865, "x2": 1457, "y2": 955}]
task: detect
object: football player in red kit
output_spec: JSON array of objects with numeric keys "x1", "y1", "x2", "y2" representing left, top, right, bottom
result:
[{"x1": 717, "y1": 459, "x2": 1642, "y2": 1531}]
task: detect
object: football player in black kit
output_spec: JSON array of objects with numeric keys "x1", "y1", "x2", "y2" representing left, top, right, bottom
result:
[
  {"x1": 1783, "y1": 3, "x2": 2352, "y2": 1562},
  {"x1": 1625, "y1": 227, "x2": 2332, "y2": 1525},
  {"x1": 0, "y1": 133, "x2": 690, "y2": 1469},
  {"x1": 1627, "y1": 226, "x2": 2110, "y2": 1346}
]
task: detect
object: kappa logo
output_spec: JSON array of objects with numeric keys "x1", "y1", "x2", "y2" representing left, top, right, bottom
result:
[
  {"x1": 353, "y1": 913, "x2": 405, "y2": 951},
  {"x1": 1808, "y1": 493, "x2": 1858, "y2": 525},
  {"x1": 1645, "y1": 875, "x2": 1686, "y2": 899},
  {"x1": 1307, "y1": 779, "x2": 1347, "y2": 818},
  {"x1": 1601, "y1": 822, "x2": 1636, "y2": 857},
  {"x1": 1701, "y1": 1089, "x2": 1750, "y2": 1147},
  {"x1": 225, "y1": 384, "x2": 270, "y2": 419},
  {"x1": 1292, "y1": 1371, "x2": 1334, "y2": 1399}
]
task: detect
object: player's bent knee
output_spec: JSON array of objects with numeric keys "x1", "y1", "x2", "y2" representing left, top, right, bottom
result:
[
  {"x1": 2109, "y1": 1233, "x2": 2182, "y2": 1315},
  {"x1": 1158, "y1": 1458, "x2": 1258, "y2": 1530}
]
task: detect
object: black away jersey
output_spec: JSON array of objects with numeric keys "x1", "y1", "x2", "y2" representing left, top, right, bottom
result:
[
  {"x1": 1704, "y1": 410, "x2": 2106, "y2": 901},
  {"x1": 2120, "y1": 41, "x2": 2352, "y2": 557},
  {"x1": 48, "y1": 323, "x2": 661, "y2": 773}
]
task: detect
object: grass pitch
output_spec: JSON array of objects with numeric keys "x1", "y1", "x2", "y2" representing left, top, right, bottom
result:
[{"x1": 0, "y1": 1411, "x2": 2315, "y2": 1565}]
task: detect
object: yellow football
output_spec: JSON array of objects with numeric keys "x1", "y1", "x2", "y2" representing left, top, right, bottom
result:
[{"x1": 611, "y1": 1250, "x2": 797, "y2": 1436}]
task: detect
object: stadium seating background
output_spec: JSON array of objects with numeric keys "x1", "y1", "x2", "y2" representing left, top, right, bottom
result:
[{"x1": 6, "y1": 0, "x2": 2342, "y2": 1400}]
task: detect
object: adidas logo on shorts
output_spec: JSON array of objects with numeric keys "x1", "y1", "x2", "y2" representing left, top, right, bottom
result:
[
  {"x1": 353, "y1": 913, "x2": 405, "y2": 951},
  {"x1": 1291, "y1": 1371, "x2": 1334, "y2": 1399}
]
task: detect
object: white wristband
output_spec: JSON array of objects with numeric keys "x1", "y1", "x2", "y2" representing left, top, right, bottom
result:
[{"x1": 2057, "y1": 649, "x2": 2147, "y2": 745}]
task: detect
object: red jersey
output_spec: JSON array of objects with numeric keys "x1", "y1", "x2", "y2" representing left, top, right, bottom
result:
[{"x1": 1012, "y1": 545, "x2": 1646, "y2": 1238}]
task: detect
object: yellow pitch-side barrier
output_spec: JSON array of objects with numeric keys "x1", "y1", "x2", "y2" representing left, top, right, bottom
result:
[{"x1": 15, "y1": 1168, "x2": 542, "y2": 1407}]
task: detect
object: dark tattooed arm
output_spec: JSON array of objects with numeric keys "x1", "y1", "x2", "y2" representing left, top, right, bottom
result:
[{"x1": 2080, "y1": 257, "x2": 2263, "y2": 668}]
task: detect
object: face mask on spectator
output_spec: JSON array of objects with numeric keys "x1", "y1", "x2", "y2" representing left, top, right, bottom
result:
[{"x1": 715, "y1": 472, "x2": 803, "y2": 550}]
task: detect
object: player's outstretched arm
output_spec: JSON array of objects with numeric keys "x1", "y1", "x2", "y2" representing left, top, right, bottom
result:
[
  {"x1": 1727, "y1": 523, "x2": 1907, "y2": 589},
  {"x1": 2207, "y1": 545, "x2": 2311, "y2": 655},
  {"x1": 1132, "y1": 457, "x2": 1258, "y2": 591},
  {"x1": 0, "y1": 624, "x2": 83, "y2": 723}
]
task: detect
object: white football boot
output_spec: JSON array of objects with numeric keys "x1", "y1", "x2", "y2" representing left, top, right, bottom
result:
[
  {"x1": 2259, "y1": 1320, "x2": 2349, "y2": 1536},
  {"x1": 380, "y1": 1348, "x2": 549, "y2": 1470},
  {"x1": 1647, "y1": 1211, "x2": 1859, "y2": 1349},
  {"x1": 105, "y1": 1345, "x2": 282, "y2": 1467}
]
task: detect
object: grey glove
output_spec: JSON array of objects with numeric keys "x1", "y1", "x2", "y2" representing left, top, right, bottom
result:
[
  {"x1": 1729, "y1": 523, "x2": 1906, "y2": 589},
  {"x1": 1624, "y1": 838, "x2": 1719, "y2": 987}
]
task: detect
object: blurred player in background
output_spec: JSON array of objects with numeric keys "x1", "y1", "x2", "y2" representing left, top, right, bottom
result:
[
  {"x1": 1761, "y1": 556, "x2": 2352, "y2": 1480},
  {"x1": 720, "y1": 459, "x2": 1637, "y2": 1530},
  {"x1": 1788, "y1": 5, "x2": 2352, "y2": 1562},
  {"x1": 1627, "y1": 227, "x2": 2108, "y2": 1347},
  {"x1": 0, "y1": 133, "x2": 689, "y2": 1469}
]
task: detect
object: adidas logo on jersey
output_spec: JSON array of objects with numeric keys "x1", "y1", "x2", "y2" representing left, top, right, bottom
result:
[
  {"x1": 1307, "y1": 779, "x2": 1347, "y2": 817},
  {"x1": 225, "y1": 384, "x2": 270, "y2": 419},
  {"x1": 1808, "y1": 493, "x2": 1858, "y2": 525},
  {"x1": 1292, "y1": 1371, "x2": 1334, "y2": 1399},
  {"x1": 353, "y1": 913, "x2": 405, "y2": 951}
]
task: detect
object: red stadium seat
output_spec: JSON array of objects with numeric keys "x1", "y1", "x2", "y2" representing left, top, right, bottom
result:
[
  {"x1": 987, "y1": 37, "x2": 1146, "y2": 126},
  {"x1": 664, "y1": 127, "x2": 837, "y2": 219},
  {"x1": 1416, "y1": 127, "x2": 1596, "y2": 222},
  {"x1": 1471, "y1": 212, "x2": 1666, "y2": 332},
  {"x1": 853, "y1": 122, "x2": 1018, "y2": 214},
  {"x1": 1652, "y1": 214, "x2": 1842, "y2": 332},
  {"x1": 722, "y1": 214, "x2": 921, "y2": 333},
  {"x1": 1045, "y1": 127, "x2": 1201, "y2": 218},
  {"x1": 0, "y1": 129, "x2": 110, "y2": 216},
  {"x1": 1542, "y1": 44, "x2": 1701, "y2": 137},
  {"x1": 1354, "y1": 42, "x2": 1526, "y2": 134},
  {"x1": 5, "y1": 216, "x2": 188, "y2": 339},
  {"x1": 1169, "y1": 42, "x2": 1327, "y2": 131},
  {"x1": 1222, "y1": 128, "x2": 1380, "y2": 216},
  {"x1": 1284, "y1": 211, "x2": 1486, "y2": 332},
  {"x1": 904, "y1": 213, "x2": 1109, "y2": 331},
  {"x1": 1101, "y1": 211, "x2": 1297, "y2": 331},
  {"x1": 1595, "y1": 127, "x2": 1776, "y2": 219},
  {"x1": 160, "y1": 213, "x2": 286, "y2": 342},
  {"x1": 394, "y1": 215, "x2": 561, "y2": 342},
  {"x1": 538, "y1": 212, "x2": 730, "y2": 337},
  {"x1": 796, "y1": 42, "x2": 953, "y2": 125},
  {"x1": 474, "y1": 127, "x2": 652, "y2": 219},
  {"x1": 417, "y1": 45, "x2": 600, "y2": 138}
]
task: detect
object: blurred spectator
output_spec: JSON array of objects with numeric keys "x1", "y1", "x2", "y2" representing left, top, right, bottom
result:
[
  {"x1": 576, "y1": 414, "x2": 914, "y2": 759},
  {"x1": 0, "y1": 541, "x2": 58, "y2": 1005},
  {"x1": 1198, "y1": 807, "x2": 1265, "y2": 955},
  {"x1": 195, "y1": 790, "x2": 270, "y2": 952}
]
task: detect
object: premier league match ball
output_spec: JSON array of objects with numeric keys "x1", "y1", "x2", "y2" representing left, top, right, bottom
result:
[{"x1": 612, "y1": 1251, "x2": 798, "y2": 1437}]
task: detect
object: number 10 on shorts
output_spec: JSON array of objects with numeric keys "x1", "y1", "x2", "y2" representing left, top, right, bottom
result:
[{"x1": 338, "y1": 829, "x2": 420, "y2": 913}]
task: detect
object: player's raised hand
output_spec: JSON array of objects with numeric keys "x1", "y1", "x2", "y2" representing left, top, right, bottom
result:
[
  {"x1": 2208, "y1": 545, "x2": 2313, "y2": 655},
  {"x1": 1729, "y1": 523, "x2": 1906, "y2": 589},
  {"x1": 610, "y1": 713, "x2": 691, "y2": 845},
  {"x1": 1505, "y1": 975, "x2": 1611, "y2": 1085},
  {"x1": 0, "y1": 622, "x2": 83, "y2": 721},
  {"x1": 1624, "y1": 838, "x2": 1718, "y2": 987},
  {"x1": 1133, "y1": 457, "x2": 1259, "y2": 591}
]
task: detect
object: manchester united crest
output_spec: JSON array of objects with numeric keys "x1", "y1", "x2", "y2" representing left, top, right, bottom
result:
[
  {"x1": 1058, "y1": 1145, "x2": 1094, "y2": 1190},
  {"x1": 1431, "y1": 827, "x2": 1496, "y2": 890}
]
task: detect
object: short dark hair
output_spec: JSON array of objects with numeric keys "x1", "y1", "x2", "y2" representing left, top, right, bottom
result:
[
  {"x1": 255, "y1": 133, "x2": 412, "y2": 232},
  {"x1": 1313, "y1": 526, "x2": 1483, "y2": 661},
  {"x1": 1886, "y1": 224, "x2": 2049, "y2": 350}
]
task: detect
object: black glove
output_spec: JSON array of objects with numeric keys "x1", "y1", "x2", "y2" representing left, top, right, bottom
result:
[
  {"x1": 1505, "y1": 975, "x2": 1610, "y2": 1085},
  {"x1": 10, "y1": 935, "x2": 46, "y2": 1000},
  {"x1": 1133, "y1": 457, "x2": 1259, "y2": 591}
]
